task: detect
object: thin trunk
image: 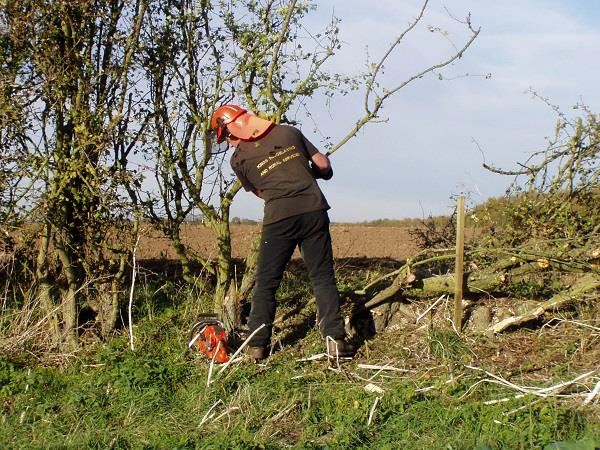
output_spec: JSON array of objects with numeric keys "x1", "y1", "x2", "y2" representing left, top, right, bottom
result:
[
  {"x1": 237, "y1": 233, "x2": 261, "y2": 303},
  {"x1": 172, "y1": 237, "x2": 195, "y2": 284},
  {"x1": 364, "y1": 261, "x2": 550, "y2": 310},
  {"x1": 99, "y1": 254, "x2": 127, "y2": 338},
  {"x1": 55, "y1": 239, "x2": 79, "y2": 350},
  {"x1": 35, "y1": 221, "x2": 60, "y2": 343},
  {"x1": 224, "y1": 232, "x2": 261, "y2": 329},
  {"x1": 489, "y1": 274, "x2": 600, "y2": 333},
  {"x1": 214, "y1": 223, "x2": 233, "y2": 329}
]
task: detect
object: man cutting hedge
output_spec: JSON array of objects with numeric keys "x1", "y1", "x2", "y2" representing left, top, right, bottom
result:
[{"x1": 210, "y1": 104, "x2": 356, "y2": 361}]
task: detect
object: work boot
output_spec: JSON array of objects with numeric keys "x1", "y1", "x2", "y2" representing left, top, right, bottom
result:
[
  {"x1": 246, "y1": 346, "x2": 268, "y2": 362},
  {"x1": 326, "y1": 338, "x2": 356, "y2": 358}
]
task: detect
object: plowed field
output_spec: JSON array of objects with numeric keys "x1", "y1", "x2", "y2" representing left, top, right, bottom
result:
[{"x1": 137, "y1": 224, "x2": 421, "y2": 261}]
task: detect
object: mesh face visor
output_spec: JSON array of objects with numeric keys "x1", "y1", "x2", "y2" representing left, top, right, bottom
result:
[{"x1": 215, "y1": 117, "x2": 231, "y2": 143}]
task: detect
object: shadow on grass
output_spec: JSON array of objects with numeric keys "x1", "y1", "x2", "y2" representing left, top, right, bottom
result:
[{"x1": 134, "y1": 255, "x2": 400, "y2": 351}]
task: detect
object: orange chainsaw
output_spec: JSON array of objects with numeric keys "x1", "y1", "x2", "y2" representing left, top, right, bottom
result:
[{"x1": 188, "y1": 314, "x2": 230, "y2": 363}]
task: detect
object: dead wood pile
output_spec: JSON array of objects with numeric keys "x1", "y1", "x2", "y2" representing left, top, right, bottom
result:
[{"x1": 349, "y1": 242, "x2": 600, "y2": 336}]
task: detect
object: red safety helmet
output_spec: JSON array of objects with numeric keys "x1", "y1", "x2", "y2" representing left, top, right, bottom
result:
[
  {"x1": 210, "y1": 104, "x2": 248, "y2": 143},
  {"x1": 210, "y1": 104, "x2": 274, "y2": 143}
]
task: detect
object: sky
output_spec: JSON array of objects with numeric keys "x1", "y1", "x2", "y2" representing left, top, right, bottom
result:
[{"x1": 229, "y1": 0, "x2": 600, "y2": 223}]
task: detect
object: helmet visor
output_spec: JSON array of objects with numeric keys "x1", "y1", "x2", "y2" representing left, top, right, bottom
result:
[
  {"x1": 215, "y1": 124, "x2": 227, "y2": 143},
  {"x1": 214, "y1": 117, "x2": 233, "y2": 144}
]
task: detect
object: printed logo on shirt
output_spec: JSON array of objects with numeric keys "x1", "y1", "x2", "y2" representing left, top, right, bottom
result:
[{"x1": 256, "y1": 145, "x2": 301, "y2": 177}]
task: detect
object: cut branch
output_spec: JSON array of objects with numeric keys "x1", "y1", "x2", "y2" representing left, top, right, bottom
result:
[{"x1": 488, "y1": 274, "x2": 600, "y2": 334}]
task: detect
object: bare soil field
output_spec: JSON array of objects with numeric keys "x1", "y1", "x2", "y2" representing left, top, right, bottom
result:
[{"x1": 137, "y1": 224, "x2": 423, "y2": 261}]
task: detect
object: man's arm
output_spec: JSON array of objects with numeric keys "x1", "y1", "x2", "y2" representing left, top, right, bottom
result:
[{"x1": 298, "y1": 128, "x2": 333, "y2": 180}]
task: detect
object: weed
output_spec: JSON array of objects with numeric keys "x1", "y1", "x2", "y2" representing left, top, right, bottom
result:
[{"x1": 428, "y1": 327, "x2": 471, "y2": 364}]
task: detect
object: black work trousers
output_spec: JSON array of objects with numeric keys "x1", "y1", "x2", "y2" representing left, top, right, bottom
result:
[{"x1": 248, "y1": 209, "x2": 345, "y2": 347}]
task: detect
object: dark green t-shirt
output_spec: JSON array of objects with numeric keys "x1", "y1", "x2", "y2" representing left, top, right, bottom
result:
[{"x1": 230, "y1": 124, "x2": 330, "y2": 224}]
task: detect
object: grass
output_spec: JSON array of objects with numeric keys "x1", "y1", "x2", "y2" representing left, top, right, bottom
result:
[
  {"x1": 1, "y1": 272, "x2": 599, "y2": 449},
  {"x1": 1, "y1": 342, "x2": 598, "y2": 449}
]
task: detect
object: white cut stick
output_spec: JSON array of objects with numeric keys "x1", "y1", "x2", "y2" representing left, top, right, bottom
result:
[
  {"x1": 212, "y1": 406, "x2": 241, "y2": 423},
  {"x1": 584, "y1": 378, "x2": 600, "y2": 405},
  {"x1": 326, "y1": 336, "x2": 339, "y2": 368},
  {"x1": 466, "y1": 365, "x2": 598, "y2": 398},
  {"x1": 188, "y1": 325, "x2": 207, "y2": 348},
  {"x1": 483, "y1": 394, "x2": 526, "y2": 405},
  {"x1": 297, "y1": 353, "x2": 328, "y2": 362},
  {"x1": 217, "y1": 323, "x2": 266, "y2": 376},
  {"x1": 207, "y1": 340, "x2": 222, "y2": 387},
  {"x1": 504, "y1": 398, "x2": 544, "y2": 416},
  {"x1": 198, "y1": 399, "x2": 223, "y2": 427},
  {"x1": 128, "y1": 233, "x2": 141, "y2": 351},
  {"x1": 416, "y1": 295, "x2": 446, "y2": 323},
  {"x1": 367, "y1": 396, "x2": 381, "y2": 426},
  {"x1": 465, "y1": 365, "x2": 540, "y2": 394},
  {"x1": 416, "y1": 377, "x2": 458, "y2": 393},
  {"x1": 364, "y1": 383, "x2": 385, "y2": 395},
  {"x1": 546, "y1": 318, "x2": 600, "y2": 333},
  {"x1": 358, "y1": 364, "x2": 411, "y2": 373},
  {"x1": 536, "y1": 369, "x2": 597, "y2": 395}
]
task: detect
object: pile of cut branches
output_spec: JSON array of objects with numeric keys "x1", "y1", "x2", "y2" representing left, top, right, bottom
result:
[{"x1": 349, "y1": 104, "x2": 599, "y2": 336}]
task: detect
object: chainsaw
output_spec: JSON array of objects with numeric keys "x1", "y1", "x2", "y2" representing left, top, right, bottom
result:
[{"x1": 188, "y1": 313, "x2": 230, "y2": 363}]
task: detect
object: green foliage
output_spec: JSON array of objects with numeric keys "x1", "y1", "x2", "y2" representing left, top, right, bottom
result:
[
  {"x1": 230, "y1": 217, "x2": 259, "y2": 225},
  {"x1": 544, "y1": 440, "x2": 600, "y2": 450},
  {"x1": 477, "y1": 107, "x2": 599, "y2": 250},
  {"x1": 339, "y1": 216, "x2": 452, "y2": 228},
  {"x1": 469, "y1": 106, "x2": 599, "y2": 303},
  {"x1": 475, "y1": 190, "x2": 599, "y2": 249}
]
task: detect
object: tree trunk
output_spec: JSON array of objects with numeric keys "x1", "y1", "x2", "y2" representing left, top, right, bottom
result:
[
  {"x1": 237, "y1": 233, "x2": 261, "y2": 303},
  {"x1": 99, "y1": 255, "x2": 127, "y2": 338},
  {"x1": 214, "y1": 222, "x2": 234, "y2": 329},
  {"x1": 55, "y1": 239, "x2": 80, "y2": 350},
  {"x1": 35, "y1": 222, "x2": 60, "y2": 344},
  {"x1": 172, "y1": 233, "x2": 195, "y2": 285},
  {"x1": 364, "y1": 261, "x2": 546, "y2": 310},
  {"x1": 223, "y1": 233, "x2": 261, "y2": 329}
]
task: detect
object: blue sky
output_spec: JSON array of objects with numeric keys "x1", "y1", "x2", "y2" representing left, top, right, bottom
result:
[{"x1": 230, "y1": 0, "x2": 600, "y2": 222}]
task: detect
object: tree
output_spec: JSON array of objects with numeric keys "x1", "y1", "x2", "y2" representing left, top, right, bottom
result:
[
  {"x1": 1, "y1": 0, "x2": 149, "y2": 348},
  {"x1": 481, "y1": 98, "x2": 599, "y2": 249},
  {"x1": 1, "y1": 0, "x2": 480, "y2": 348},
  {"x1": 132, "y1": 0, "x2": 480, "y2": 329}
]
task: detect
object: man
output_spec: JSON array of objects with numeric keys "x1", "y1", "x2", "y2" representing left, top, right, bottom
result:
[{"x1": 210, "y1": 104, "x2": 356, "y2": 361}]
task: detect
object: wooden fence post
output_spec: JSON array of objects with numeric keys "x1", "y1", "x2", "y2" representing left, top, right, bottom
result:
[{"x1": 453, "y1": 196, "x2": 466, "y2": 332}]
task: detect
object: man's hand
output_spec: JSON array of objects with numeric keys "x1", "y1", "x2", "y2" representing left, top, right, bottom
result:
[
  {"x1": 310, "y1": 152, "x2": 333, "y2": 180},
  {"x1": 310, "y1": 162, "x2": 333, "y2": 180}
]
